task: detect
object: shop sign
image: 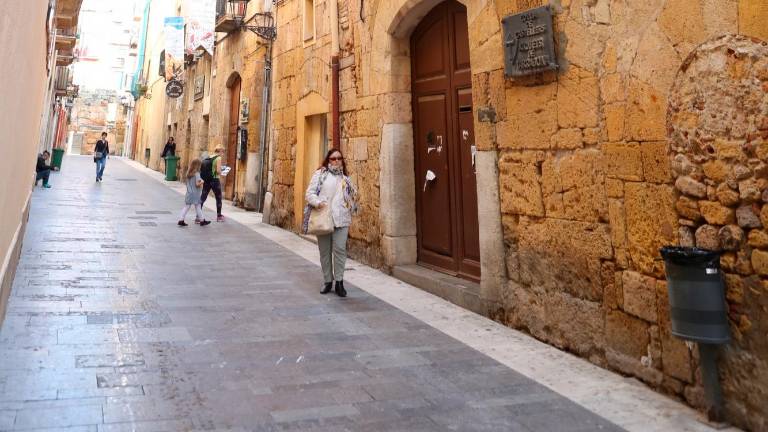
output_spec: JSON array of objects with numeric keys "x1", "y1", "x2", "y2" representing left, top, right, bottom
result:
[{"x1": 166, "y1": 79, "x2": 184, "y2": 98}]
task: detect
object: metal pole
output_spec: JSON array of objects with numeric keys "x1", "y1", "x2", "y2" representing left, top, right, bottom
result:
[
  {"x1": 699, "y1": 343, "x2": 725, "y2": 423},
  {"x1": 255, "y1": 42, "x2": 273, "y2": 213}
]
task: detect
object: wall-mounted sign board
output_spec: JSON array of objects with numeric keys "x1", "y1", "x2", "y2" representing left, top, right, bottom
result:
[
  {"x1": 166, "y1": 79, "x2": 184, "y2": 98},
  {"x1": 194, "y1": 75, "x2": 205, "y2": 101},
  {"x1": 502, "y1": 6, "x2": 559, "y2": 77}
]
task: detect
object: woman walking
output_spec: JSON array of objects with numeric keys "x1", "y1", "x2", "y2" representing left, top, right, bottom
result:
[
  {"x1": 304, "y1": 149, "x2": 358, "y2": 297},
  {"x1": 178, "y1": 158, "x2": 211, "y2": 227}
]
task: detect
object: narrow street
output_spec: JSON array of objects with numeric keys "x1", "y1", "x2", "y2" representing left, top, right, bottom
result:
[{"x1": 0, "y1": 156, "x2": 630, "y2": 431}]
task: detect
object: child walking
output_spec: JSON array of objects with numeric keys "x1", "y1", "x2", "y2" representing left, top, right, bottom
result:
[{"x1": 179, "y1": 159, "x2": 211, "y2": 227}]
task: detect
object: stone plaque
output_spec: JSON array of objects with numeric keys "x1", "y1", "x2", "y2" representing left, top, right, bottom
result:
[{"x1": 502, "y1": 6, "x2": 558, "y2": 77}]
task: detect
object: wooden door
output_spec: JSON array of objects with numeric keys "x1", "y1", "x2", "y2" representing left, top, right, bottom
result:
[
  {"x1": 226, "y1": 78, "x2": 241, "y2": 199},
  {"x1": 411, "y1": 1, "x2": 480, "y2": 280}
]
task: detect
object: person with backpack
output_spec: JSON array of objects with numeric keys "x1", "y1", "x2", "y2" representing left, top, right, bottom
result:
[
  {"x1": 178, "y1": 158, "x2": 211, "y2": 227},
  {"x1": 200, "y1": 146, "x2": 225, "y2": 222},
  {"x1": 94, "y1": 132, "x2": 109, "y2": 182}
]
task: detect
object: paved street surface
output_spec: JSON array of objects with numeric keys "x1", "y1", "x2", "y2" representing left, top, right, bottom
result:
[{"x1": 0, "y1": 156, "x2": 648, "y2": 431}]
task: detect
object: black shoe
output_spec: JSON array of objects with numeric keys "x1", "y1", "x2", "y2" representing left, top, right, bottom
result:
[
  {"x1": 321, "y1": 282, "x2": 333, "y2": 294},
  {"x1": 199, "y1": 220, "x2": 211, "y2": 226},
  {"x1": 178, "y1": 220, "x2": 188, "y2": 227},
  {"x1": 335, "y1": 281, "x2": 347, "y2": 298}
]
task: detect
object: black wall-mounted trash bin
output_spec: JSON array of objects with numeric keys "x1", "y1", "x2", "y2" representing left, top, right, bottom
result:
[
  {"x1": 660, "y1": 246, "x2": 730, "y2": 423},
  {"x1": 659, "y1": 246, "x2": 730, "y2": 344}
]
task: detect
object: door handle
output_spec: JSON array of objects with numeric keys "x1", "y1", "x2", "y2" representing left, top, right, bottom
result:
[{"x1": 423, "y1": 170, "x2": 436, "y2": 192}]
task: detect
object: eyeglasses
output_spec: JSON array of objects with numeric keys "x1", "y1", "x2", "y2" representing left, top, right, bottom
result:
[{"x1": 329, "y1": 157, "x2": 344, "y2": 161}]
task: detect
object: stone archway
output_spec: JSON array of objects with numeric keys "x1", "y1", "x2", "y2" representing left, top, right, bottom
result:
[
  {"x1": 373, "y1": 0, "x2": 506, "y2": 306},
  {"x1": 667, "y1": 34, "x2": 768, "y2": 430}
]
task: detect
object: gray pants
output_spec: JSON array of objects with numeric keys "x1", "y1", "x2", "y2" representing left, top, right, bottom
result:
[{"x1": 317, "y1": 227, "x2": 349, "y2": 283}]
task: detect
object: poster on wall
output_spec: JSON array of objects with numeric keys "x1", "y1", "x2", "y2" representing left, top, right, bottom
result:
[
  {"x1": 239, "y1": 97, "x2": 249, "y2": 124},
  {"x1": 164, "y1": 17, "x2": 185, "y2": 80},
  {"x1": 186, "y1": 0, "x2": 216, "y2": 56}
]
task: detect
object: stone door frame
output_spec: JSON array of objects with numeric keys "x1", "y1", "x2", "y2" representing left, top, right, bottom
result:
[{"x1": 375, "y1": 0, "x2": 506, "y2": 306}]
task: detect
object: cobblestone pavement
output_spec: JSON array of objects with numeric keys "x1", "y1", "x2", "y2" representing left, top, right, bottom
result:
[{"x1": 0, "y1": 156, "x2": 624, "y2": 432}]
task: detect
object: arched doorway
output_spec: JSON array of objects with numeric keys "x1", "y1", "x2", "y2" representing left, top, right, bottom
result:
[
  {"x1": 226, "y1": 75, "x2": 242, "y2": 200},
  {"x1": 411, "y1": 0, "x2": 480, "y2": 280}
]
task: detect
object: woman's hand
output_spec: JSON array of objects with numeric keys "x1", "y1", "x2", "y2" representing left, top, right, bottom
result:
[{"x1": 317, "y1": 202, "x2": 328, "y2": 209}]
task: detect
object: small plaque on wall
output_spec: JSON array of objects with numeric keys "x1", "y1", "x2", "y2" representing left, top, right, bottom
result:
[
  {"x1": 502, "y1": 6, "x2": 559, "y2": 77},
  {"x1": 194, "y1": 75, "x2": 205, "y2": 101},
  {"x1": 239, "y1": 97, "x2": 249, "y2": 124}
]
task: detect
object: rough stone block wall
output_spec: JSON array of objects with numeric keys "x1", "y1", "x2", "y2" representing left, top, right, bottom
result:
[
  {"x1": 269, "y1": 0, "x2": 383, "y2": 266},
  {"x1": 140, "y1": 1, "x2": 268, "y2": 203},
  {"x1": 70, "y1": 90, "x2": 122, "y2": 155},
  {"x1": 267, "y1": 0, "x2": 768, "y2": 428},
  {"x1": 667, "y1": 35, "x2": 768, "y2": 431}
]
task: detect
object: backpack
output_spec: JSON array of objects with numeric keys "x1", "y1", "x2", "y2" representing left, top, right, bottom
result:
[{"x1": 200, "y1": 156, "x2": 217, "y2": 182}]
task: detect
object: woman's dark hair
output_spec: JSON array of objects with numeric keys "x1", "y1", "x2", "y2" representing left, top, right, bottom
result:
[{"x1": 320, "y1": 148, "x2": 348, "y2": 176}]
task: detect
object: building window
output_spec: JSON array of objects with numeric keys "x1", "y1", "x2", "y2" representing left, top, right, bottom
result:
[{"x1": 303, "y1": 0, "x2": 315, "y2": 42}]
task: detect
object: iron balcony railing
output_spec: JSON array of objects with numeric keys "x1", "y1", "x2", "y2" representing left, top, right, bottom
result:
[
  {"x1": 216, "y1": 0, "x2": 227, "y2": 18},
  {"x1": 54, "y1": 66, "x2": 73, "y2": 95},
  {"x1": 216, "y1": 0, "x2": 248, "y2": 33}
]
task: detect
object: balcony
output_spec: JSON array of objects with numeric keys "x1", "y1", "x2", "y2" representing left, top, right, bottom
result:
[
  {"x1": 56, "y1": 54, "x2": 75, "y2": 66},
  {"x1": 54, "y1": 67, "x2": 72, "y2": 96},
  {"x1": 55, "y1": 29, "x2": 77, "y2": 49},
  {"x1": 215, "y1": 0, "x2": 246, "y2": 33}
]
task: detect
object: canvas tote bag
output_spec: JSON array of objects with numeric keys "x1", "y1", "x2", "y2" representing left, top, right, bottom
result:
[{"x1": 307, "y1": 204, "x2": 333, "y2": 235}]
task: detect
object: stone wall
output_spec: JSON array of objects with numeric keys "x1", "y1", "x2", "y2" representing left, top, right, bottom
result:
[
  {"x1": 668, "y1": 35, "x2": 768, "y2": 431},
  {"x1": 266, "y1": 0, "x2": 768, "y2": 427},
  {"x1": 136, "y1": 1, "x2": 269, "y2": 208},
  {"x1": 70, "y1": 89, "x2": 122, "y2": 155}
]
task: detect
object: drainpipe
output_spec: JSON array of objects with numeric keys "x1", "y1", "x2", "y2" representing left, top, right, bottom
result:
[
  {"x1": 330, "y1": 0, "x2": 340, "y2": 149},
  {"x1": 256, "y1": 42, "x2": 273, "y2": 213}
]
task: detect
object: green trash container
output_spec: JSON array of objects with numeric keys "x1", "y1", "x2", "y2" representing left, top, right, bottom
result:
[
  {"x1": 51, "y1": 148, "x2": 65, "y2": 171},
  {"x1": 164, "y1": 156, "x2": 180, "y2": 181}
]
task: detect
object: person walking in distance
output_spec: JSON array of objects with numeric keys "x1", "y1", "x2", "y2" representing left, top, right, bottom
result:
[
  {"x1": 200, "y1": 146, "x2": 225, "y2": 222},
  {"x1": 161, "y1": 137, "x2": 176, "y2": 173},
  {"x1": 178, "y1": 158, "x2": 211, "y2": 227},
  {"x1": 304, "y1": 149, "x2": 358, "y2": 297},
  {"x1": 94, "y1": 132, "x2": 109, "y2": 182}
]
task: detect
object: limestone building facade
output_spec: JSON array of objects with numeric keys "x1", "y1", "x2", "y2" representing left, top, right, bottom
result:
[
  {"x1": 132, "y1": 0, "x2": 271, "y2": 209},
  {"x1": 264, "y1": 0, "x2": 768, "y2": 428}
]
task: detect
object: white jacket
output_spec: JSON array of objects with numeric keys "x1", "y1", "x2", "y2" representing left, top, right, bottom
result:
[{"x1": 305, "y1": 169, "x2": 356, "y2": 228}]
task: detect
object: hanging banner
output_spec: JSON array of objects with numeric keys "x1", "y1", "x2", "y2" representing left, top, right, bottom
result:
[
  {"x1": 186, "y1": 0, "x2": 216, "y2": 56},
  {"x1": 164, "y1": 16, "x2": 185, "y2": 80}
]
